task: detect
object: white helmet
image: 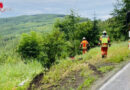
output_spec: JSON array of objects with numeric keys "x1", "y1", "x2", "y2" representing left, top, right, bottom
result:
[
  {"x1": 83, "y1": 37, "x2": 86, "y2": 40},
  {"x1": 103, "y1": 30, "x2": 107, "y2": 34}
]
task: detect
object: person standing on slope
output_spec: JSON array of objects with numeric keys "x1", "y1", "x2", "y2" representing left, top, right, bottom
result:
[
  {"x1": 80, "y1": 37, "x2": 89, "y2": 54},
  {"x1": 99, "y1": 31, "x2": 111, "y2": 58}
]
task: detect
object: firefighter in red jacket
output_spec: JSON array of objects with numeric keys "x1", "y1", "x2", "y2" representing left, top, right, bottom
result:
[
  {"x1": 80, "y1": 37, "x2": 89, "y2": 54},
  {"x1": 99, "y1": 31, "x2": 111, "y2": 58}
]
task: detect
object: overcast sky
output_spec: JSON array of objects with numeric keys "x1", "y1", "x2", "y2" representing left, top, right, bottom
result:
[{"x1": 0, "y1": 0, "x2": 116, "y2": 20}]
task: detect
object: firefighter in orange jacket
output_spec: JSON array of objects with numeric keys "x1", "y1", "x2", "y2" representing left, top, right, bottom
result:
[
  {"x1": 80, "y1": 37, "x2": 89, "y2": 54},
  {"x1": 99, "y1": 31, "x2": 111, "y2": 58}
]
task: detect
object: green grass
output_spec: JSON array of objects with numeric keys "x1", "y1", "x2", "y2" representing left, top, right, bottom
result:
[
  {"x1": 0, "y1": 61, "x2": 43, "y2": 90},
  {"x1": 77, "y1": 77, "x2": 95, "y2": 90},
  {"x1": 106, "y1": 42, "x2": 130, "y2": 63},
  {"x1": 0, "y1": 37, "x2": 44, "y2": 90},
  {"x1": 0, "y1": 14, "x2": 65, "y2": 90},
  {"x1": 40, "y1": 41, "x2": 130, "y2": 89},
  {"x1": 98, "y1": 66, "x2": 114, "y2": 73},
  {"x1": 0, "y1": 41, "x2": 129, "y2": 90}
]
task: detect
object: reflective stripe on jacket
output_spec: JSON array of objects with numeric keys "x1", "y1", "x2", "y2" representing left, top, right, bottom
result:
[{"x1": 100, "y1": 35, "x2": 110, "y2": 47}]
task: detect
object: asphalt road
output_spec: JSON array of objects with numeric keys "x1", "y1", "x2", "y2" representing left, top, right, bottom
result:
[{"x1": 99, "y1": 62, "x2": 130, "y2": 90}]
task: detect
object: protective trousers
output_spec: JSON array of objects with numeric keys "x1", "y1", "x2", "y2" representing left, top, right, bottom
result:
[
  {"x1": 83, "y1": 49, "x2": 87, "y2": 54},
  {"x1": 101, "y1": 47, "x2": 108, "y2": 58}
]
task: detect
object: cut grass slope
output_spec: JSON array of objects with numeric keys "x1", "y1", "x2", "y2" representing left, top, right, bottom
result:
[
  {"x1": 0, "y1": 42, "x2": 129, "y2": 90},
  {"x1": 38, "y1": 41, "x2": 130, "y2": 90}
]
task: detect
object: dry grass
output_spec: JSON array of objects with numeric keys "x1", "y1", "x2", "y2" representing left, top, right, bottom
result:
[{"x1": 40, "y1": 41, "x2": 130, "y2": 89}]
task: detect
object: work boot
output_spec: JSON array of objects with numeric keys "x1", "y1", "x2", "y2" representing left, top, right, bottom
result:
[
  {"x1": 102, "y1": 55, "x2": 107, "y2": 58},
  {"x1": 102, "y1": 55, "x2": 105, "y2": 58}
]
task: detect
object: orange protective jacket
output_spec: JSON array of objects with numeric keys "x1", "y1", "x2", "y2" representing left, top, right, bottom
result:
[
  {"x1": 100, "y1": 35, "x2": 110, "y2": 47},
  {"x1": 80, "y1": 40, "x2": 89, "y2": 49}
]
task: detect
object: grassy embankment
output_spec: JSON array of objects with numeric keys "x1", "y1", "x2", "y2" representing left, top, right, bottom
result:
[
  {"x1": 38, "y1": 41, "x2": 130, "y2": 90},
  {"x1": 0, "y1": 41, "x2": 129, "y2": 90},
  {"x1": 0, "y1": 14, "x2": 64, "y2": 90},
  {"x1": 0, "y1": 37, "x2": 44, "y2": 90}
]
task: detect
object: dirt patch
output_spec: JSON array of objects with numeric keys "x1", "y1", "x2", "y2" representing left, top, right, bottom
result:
[
  {"x1": 27, "y1": 61, "x2": 103, "y2": 90},
  {"x1": 41, "y1": 63, "x2": 103, "y2": 90},
  {"x1": 28, "y1": 73, "x2": 44, "y2": 90},
  {"x1": 85, "y1": 62, "x2": 103, "y2": 77},
  {"x1": 96, "y1": 62, "x2": 115, "y2": 68},
  {"x1": 46, "y1": 70, "x2": 85, "y2": 90}
]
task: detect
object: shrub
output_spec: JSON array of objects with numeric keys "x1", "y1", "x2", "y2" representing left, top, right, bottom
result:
[
  {"x1": 17, "y1": 30, "x2": 67, "y2": 68},
  {"x1": 41, "y1": 30, "x2": 67, "y2": 68},
  {"x1": 17, "y1": 31, "x2": 42, "y2": 58}
]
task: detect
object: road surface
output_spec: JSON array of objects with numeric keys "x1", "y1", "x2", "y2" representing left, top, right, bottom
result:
[{"x1": 99, "y1": 62, "x2": 130, "y2": 90}]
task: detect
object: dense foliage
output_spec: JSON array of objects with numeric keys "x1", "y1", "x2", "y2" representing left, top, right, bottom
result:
[
  {"x1": 100, "y1": 0, "x2": 130, "y2": 41},
  {"x1": 17, "y1": 30, "x2": 67, "y2": 68},
  {"x1": 17, "y1": 31, "x2": 42, "y2": 58},
  {"x1": 54, "y1": 11, "x2": 99, "y2": 55},
  {"x1": 40, "y1": 30, "x2": 67, "y2": 68}
]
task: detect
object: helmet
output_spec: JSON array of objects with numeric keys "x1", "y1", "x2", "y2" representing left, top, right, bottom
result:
[
  {"x1": 83, "y1": 37, "x2": 86, "y2": 40},
  {"x1": 103, "y1": 30, "x2": 107, "y2": 34}
]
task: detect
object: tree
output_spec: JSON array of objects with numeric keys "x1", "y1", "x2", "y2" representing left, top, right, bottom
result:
[
  {"x1": 91, "y1": 13, "x2": 100, "y2": 46},
  {"x1": 110, "y1": 0, "x2": 130, "y2": 40},
  {"x1": 41, "y1": 30, "x2": 67, "y2": 68},
  {"x1": 54, "y1": 10, "x2": 100, "y2": 55},
  {"x1": 17, "y1": 30, "x2": 67, "y2": 68},
  {"x1": 17, "y1": 31, "x2": 42, "y2": 58},
  {"x1": 75, "y1": 21, "x2": 93, "y2": 45},
  {"x1": 54, "y1": 10, "x2": 80, "y2": 56},
  {"x1": 54, "y1": 10, "x2": 80, "y2": 41}
]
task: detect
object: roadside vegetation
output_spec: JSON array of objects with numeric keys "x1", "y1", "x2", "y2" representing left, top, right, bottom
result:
[
  {"x1": 0, "y1": 0, "x2": 129, "y2": 90},
  {"x1": 36, "y1": 42, "x2": 129, "y2": 90}
]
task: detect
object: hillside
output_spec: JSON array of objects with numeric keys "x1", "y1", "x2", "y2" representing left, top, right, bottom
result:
[
  {"x1": 0, "y1": 14, "x2": 65, "y2": 55},
  {"x1": 1, "y1": 42, "x2": 129, "y2": 90},
  {"x1": 0, "y1": 14, "x2": 65, "y2": 37},
  {"x1": 33, "y1": 42, "x2": 130, "y2": 90}
]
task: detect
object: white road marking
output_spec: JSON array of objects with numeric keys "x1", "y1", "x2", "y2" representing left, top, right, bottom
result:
[{"x1": 99, "y1": 63, "x2": 130, "y2": 90}]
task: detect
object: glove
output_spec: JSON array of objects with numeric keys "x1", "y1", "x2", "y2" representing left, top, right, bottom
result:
[
  {"x1": 87, "y1": 44, "x2": 90, "y2": 47},
  {"x1": 109, "y1": 44, "x2": 111, "y2": 47},
  {"x1": 98, "y1": 43, "x2": 101, "y2": 46}
]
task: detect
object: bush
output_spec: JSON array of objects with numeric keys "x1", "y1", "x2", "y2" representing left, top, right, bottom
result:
[
  {"x1": 17, "y1": 31, "x2": 42, "y2": 58},
  {"x1": 17, "y1": 30, "x2": 67, "y2": 68},
  {"x1": 41, "y1": 30, "x2": 67, "y2": 68}
]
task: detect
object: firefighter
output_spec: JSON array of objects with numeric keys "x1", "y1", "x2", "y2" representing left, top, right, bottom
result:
[
  {"x1": 80, "y1": 37, "x2": 89, "y2": 54},
  {"x1": 99, "y1": 31, "x2": 111, "y2": 58}
]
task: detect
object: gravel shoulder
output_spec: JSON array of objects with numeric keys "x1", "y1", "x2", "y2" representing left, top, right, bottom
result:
[{"x1": 90, "y1": 60, "x2": 130, "y2": 90}]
